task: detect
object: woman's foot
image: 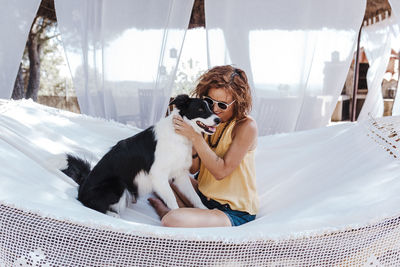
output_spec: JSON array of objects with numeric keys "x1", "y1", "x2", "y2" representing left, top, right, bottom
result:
[{"x1": 148, "y1": 197, "x2": 170, "y2": 219}]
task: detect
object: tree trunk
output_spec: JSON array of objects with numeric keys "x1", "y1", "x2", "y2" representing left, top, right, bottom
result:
[
  {"x1": 189, "y1": 0, "x2": 204, "y2": 29},
  {"x1": 11, "y1": 64, "x2": 25, "y2": 100},
  {"x1": 25, "y1": 37, "x2": 41, "y2": 101}
]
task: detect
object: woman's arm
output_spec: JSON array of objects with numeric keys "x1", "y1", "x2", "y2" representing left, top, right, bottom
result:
[{"x1": 174, "y1": 115, "x2": 257, "y2": 180}]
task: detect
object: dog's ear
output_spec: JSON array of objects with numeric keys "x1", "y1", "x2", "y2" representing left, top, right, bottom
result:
[{"x1": 169, "y1": 94, "x2": 190, "y2": 110}]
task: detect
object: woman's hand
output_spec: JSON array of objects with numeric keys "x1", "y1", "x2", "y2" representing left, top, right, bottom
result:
[{"x1": 173, "y1": 115, "x2": 201, "y2": 142}]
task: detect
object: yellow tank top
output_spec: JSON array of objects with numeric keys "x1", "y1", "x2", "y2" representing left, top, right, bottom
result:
[{"x1": 198, "y1": 120, "x2": 259, "y2": 215}]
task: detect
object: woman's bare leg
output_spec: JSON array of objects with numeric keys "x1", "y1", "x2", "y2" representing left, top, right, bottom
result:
[
  {"x1": 161, "y1": 208, "x2": 231, "y2": 228},
  {"x1": 148, "y1": 198, "x2": 231, "y2": 227},
  {"x1": 170, "y1": 181, "x2": 194, "y2": 208},
  {"x1": 148, "y1": 177, "x2": 232, "y2": 227},
  {"x1": 147, "y1": 197, "x2": 170, "y2": 219},
  {"x1": 148, "y1": 180, "x2": 190, "y2": 220},
  {"x1": 148, "y1": 178, "x2": 194, "y2": 219}
]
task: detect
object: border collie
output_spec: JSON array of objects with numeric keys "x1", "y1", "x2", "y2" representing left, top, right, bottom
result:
[{"x1": 62, "y1": 94, "x2": 220, "y2": 216}]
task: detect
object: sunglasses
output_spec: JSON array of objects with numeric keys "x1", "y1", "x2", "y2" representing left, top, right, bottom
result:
[{"x1": 203, "y1": 96, "x2": 236, "y2": 110}]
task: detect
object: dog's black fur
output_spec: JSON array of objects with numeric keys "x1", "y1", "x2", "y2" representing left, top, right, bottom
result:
[
  {"x1": 63, "y1": 127, "x2": 157, "y2": 213},
  {"x1": 62, "y1": 94, "x2": 220, "y2": 215}
]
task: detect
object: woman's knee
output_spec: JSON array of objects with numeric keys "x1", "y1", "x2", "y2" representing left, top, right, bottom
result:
[{"x1": 161, "y1": 210, "x2": 182, "y2": 227}]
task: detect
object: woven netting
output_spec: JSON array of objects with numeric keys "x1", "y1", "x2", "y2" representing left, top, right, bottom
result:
[
  {"x1": 1, "y1": 203, "x2": 400, "y2": 266},
  {"x1": 2, "y1": 100, "x2": 400, "y2": 266}
]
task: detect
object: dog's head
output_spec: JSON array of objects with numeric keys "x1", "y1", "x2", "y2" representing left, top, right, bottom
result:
[{"x1": 170, "y1": 94, "x2": 221, "y2": 135}]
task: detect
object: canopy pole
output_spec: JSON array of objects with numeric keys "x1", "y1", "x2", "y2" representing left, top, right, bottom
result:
[{"x1": 351, "y1": 26, "x2": 363, "y2": 122}]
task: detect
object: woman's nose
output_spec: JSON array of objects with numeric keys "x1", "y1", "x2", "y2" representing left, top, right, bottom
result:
[{"x1": 213, "y1": 104, "x2": 219, "y2": 113}]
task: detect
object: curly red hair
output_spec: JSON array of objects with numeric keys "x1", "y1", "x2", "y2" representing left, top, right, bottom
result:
[{"x1": 191, "y1": 65, "x2": 252, "y2": 120}]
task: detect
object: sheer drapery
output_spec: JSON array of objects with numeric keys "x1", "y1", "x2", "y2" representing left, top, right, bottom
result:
[
  {"x1": 55, "y1": 0, "x2": 193, "y2": 129},
  {"x1": 0, "y1": 0, "x2": 40, "y2": 99},
  {"x1": 358, "y1": 18, "x2": 394, "y2": 121},
  {"x1": 205, "y1": 0, "x2": 365, "y2": 136},
  {"x1": 390, "y1": 0, "x2": 400, "y2": 25},
  {"x1": 391, "y1": 22, "x2": 400, "y2": 116},
  {"x1": 388, "y1": 1, "x2": 400, "y2": 116}
]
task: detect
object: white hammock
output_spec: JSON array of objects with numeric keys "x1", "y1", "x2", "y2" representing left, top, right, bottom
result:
[{"x1": 1, "y1": 99, "x2": 400, "y2": 266}]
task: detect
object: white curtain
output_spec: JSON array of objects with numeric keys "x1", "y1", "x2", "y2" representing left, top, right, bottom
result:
[
  {"x1": 358, "y1": 18, "x2": 394, "y2": 121},
  {"x1": 205, "y1": 0, "x2": 365, "y2": 136},
  {"x1": 55, "y1": 0, "x2": 194, "y2": 129},
  {"x1": 0, "y1": 0, "x2": 40, "y2": 99},
  {"x1": 390, "y1": 0, "x2": 400, "y2": 24},
  {"x1": 389, "y1": 1, "x2": 400, "y2": 116},
  {"x1": 391, "y1": 22, "x2": 400, "y2": 116}
]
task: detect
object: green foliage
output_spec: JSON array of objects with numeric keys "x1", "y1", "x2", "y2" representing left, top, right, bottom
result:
[
  {"x1": 39, "y1": 35, "x2": 73, "y2": 96},
  {"x1": 19, "y1": 19, "x2": 74, "y2": 97}
]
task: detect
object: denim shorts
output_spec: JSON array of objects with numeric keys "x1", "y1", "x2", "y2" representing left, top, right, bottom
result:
[{"x1": 198, "y1": 191, "x2": 256, "y2": 226}]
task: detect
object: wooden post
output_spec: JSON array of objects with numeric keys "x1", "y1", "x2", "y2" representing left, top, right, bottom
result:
[{"x1": 351, "y1": 26, "x2": 363, "y2": 122}]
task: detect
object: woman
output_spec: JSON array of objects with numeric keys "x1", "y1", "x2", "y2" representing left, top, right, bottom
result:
[{"x1": 148, "y1": 65, "x2": 258, "y2": 227}]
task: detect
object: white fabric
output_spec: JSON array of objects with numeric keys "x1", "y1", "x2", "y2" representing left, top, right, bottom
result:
[
  {"x1": 1, "y1": 99, "x2": 400, "y2": 237},
  {"x1": 0, "y1": 0, "x2": 40, "y2": 99},
  {"x1": 1, "y1": 100, "x2": 400, "y2": 265},
  {"x1": 388, "y1": 2, "x2": 400, "y2": 116},
  {"x1": 358, "y1": 18, "x2": 394, "y2": 121},
  {"x1": 55, "y1": 0, "x2": 193, "y2": 129},
  {"x1": 205, "y1": 0, "x2": 365, "y2": 136},
  {"x1": 390, "y1": 0, "x2": 400, "y2": 24}
]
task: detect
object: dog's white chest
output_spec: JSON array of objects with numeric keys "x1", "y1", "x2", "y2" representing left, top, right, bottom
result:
[
  {"x1": 134, "y1": 124, "x2": 192, "y2": 198},
  {"x1": 152, "y1": 116, "x2": 192, "y2": 171},
  {"x1": 154, "y1": 135, "x2": 192, "y2": 171}
]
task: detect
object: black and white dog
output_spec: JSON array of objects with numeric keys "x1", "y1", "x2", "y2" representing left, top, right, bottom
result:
[{"x1": 62, "y1": 94, "x2": 220, "y2": 216}]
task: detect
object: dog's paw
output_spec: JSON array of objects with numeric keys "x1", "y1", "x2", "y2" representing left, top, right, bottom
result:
[{"x1": 106, "y1": 211, "x2": 120, "y2": 218}]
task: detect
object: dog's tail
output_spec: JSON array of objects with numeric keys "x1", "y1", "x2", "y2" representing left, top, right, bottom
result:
[{"x1": 61, "y1": 154, "x2": 91, "y2": 185}]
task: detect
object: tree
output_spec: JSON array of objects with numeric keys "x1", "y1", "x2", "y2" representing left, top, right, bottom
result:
[
  {"x1": 11, "y1": 0, "x2": 57, "y2": 101},
  {"x1": 11, "y1": 0, "x2": 205, "y2": 101}
]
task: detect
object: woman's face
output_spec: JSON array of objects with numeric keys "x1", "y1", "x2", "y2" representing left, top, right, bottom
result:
[{"x1": 206, "y1": 87, "x2": 235, "y2": 123}]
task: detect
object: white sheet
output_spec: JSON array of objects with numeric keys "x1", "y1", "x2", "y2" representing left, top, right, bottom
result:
[{"x1": 1, "y1": 99, "x2": 400, "y2": 241}]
